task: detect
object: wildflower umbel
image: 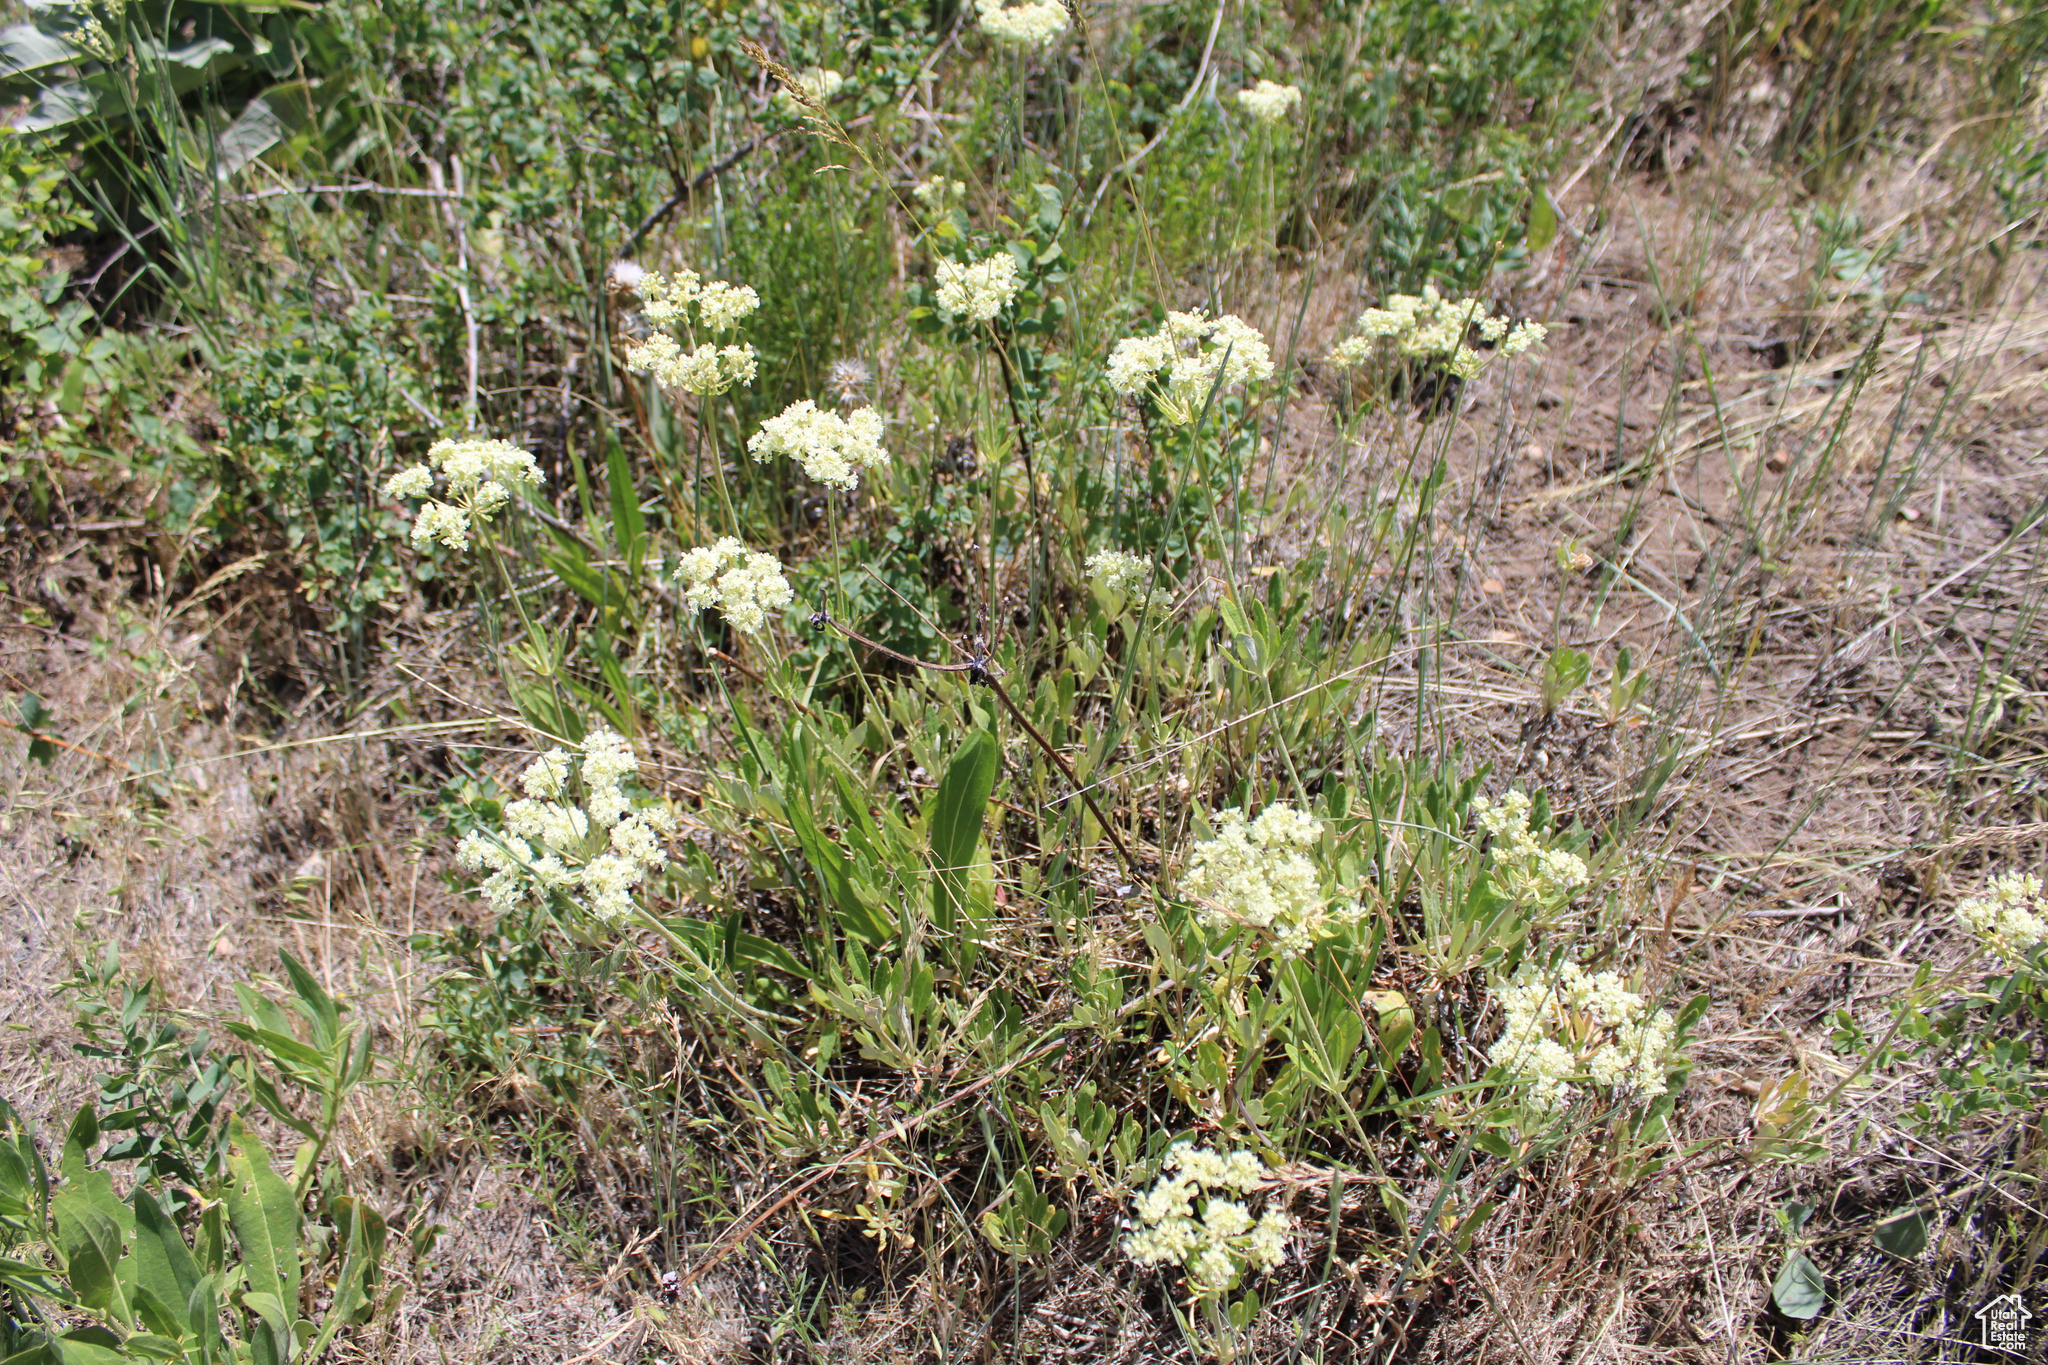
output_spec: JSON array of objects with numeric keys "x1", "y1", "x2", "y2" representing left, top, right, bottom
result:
[
  {"x1": 622, "y1": 268, "x2": 761, "y2": 396},
  {"x1": 1488, "y1": 962, "x2": 1679, "y2": 1112},
  {"x1": 912, "y1": 178, "x2": 966, "y2": 215},
  {"x1": 674, "y1": 538, "x2": 796, "y2": 634},
  {"x1": 973, "y1": 0, "x2": 1069, "y2": 48},
  {"x1": 1957, "y1": 872, "x2": 2048, "y2": 969},
  {"x1": 749, "y1": 400, "x2": 890, "y2": 491},
  {"x1": 454, "y1": 730, "x2": 676, "y2": 927},
  {"x1": 1086, "y1": 549, "x2": 1153, "y2": 597},
  {"x1": 1107, "y1": 309, "x2": 1276, "y2": 425},
  {"x1": 1472, "y1": 790, "x2": 1588, "y2": 915},
  {"x1": 1328, "y1": 285, "x2": 1546, "y2": 381},
  {"x1": 1125, "y1": 1143, "x2": 1290, "y2": 1296},
  {"x1": 383, "y1": 437, "x2": 543, "y2": 551},
  {"x1": 1181, "y1": 803, "x2": 1362, "y2": 959},
  {"x1": 1235, "y1": 79, "x2": 1303, "y2": 126},
  {"x1": 934, "y1": 251, "x2": 1022, "y2": 323}
]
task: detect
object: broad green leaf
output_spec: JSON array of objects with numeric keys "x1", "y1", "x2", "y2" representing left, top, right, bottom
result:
[
  {"x1": 0, "y1": 23, "x2": 75, "y2": 85},
  {"x1": 58, "y1": 1110, "x2": 130, "y2": 1237},
  {"x1": 1771, "y1": 1250, "x2": 1825, "y2": 1319},
  {"x1": 928, "y1": 728, "x2": 999, "y2": 943},
  {"x1": 51, "y1": 1193, "x2": 129, "y2": 1325},
  {"x1": 604, "y1": 439, "x2": 646, "y2": 583},
  {"x1": 1286, "y1": 1003, "x2": 1363, "y2": 1095},
  {"x1": 45, "y1": 1336, "x2": 131, "y2": 1365},
  {"x1": 1873, "y1": 1206, "x2": 1928, "y2": 1258},
  {"x1": 222, "y1": 1023, "x2": 328, "y2": 1077},
  {"x1": 278, "y1": 951, "x2": 340, "y2": 1050},
  {"x1": 214, "y1": 96, "x2": 289, "y2": 177},
  {"x1": 224, "y1": 1119, "x2": 301, "y2": 1327},
  {"x1": 131, "y1": 1192, "x2": 201, "y2": 1320},
  {"x1": 1527, "y1": 186, "x2": 1559, "y2": 252}
]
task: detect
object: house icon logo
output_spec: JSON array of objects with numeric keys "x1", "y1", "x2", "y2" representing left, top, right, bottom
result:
[{"x1": 1975, "y1": 1292, "x2": 2033, "y2": 1353}]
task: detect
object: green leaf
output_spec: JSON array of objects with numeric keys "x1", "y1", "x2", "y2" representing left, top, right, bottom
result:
[
  {"x1": 605, "y1": 438, "x2": 646, "y2": 584},
  {"x1": 51, "y1": 1193, "x2": 129, "y2": 1325},
  {"x1": 130, "y1": 1194, "x2": 201, "y2": 1328},
  {"x1": 224, "y1": 1118, "x2": 301, "y2": 1325},
  {"x1": 17, "y1": 693, "x2": 47, "y2": 730},
  {"x1": 1771, "y1": 1250, "x2": 1825, "y2": 1319},
  {"x1": 278, "y1": 951, "x2": 340, "y2": 1051},
  {"x1": 1873, "y1": 1206, "x2": 1928, "y2": 1258},
  {"x1": 785, "y1": 777, "x2": 891, "y2": 947},
  {"x1": 1527, "y1": 186, "x2": 1559, "y2": 253},
  {"x1": 654, "y1": 917, "x2": 811, "y2": 981},
  {"x1": 928, "y1": 727, "x2": 999, "y2": 944}
]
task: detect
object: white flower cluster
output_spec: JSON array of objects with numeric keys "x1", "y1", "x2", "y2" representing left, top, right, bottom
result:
[
  {"x1": 383, "y1": 437, "x2": 543, "y2": 551},
  {"x1": 1327, "y1": 285, "x2": 1546, "y2": 381},
  {"x1": 1086, "y1": 548, "x2": 1152, "y2": 596},
  {"x1": 623, "y1": 268, "x2": 761, "y2": 396},
  {"x1": 1473, "y1": 790, "x2": 1588, "y2": 912},
  {"x1": 793, "y1": 67, "x2": 844, "y2": 101},
  {"x1": 1957, "y1": 872, "x2": 2048, "y2": 969},
  {"x1": 1488, "y1": 962, "x2": 1678, "y2": 1111},
  {"x1": 1125, "y1": 1143, "x2": 1289, "y2": 1295},
  {"x1": 454, "y1": 731, "x2": 676, "y2": 926},
  {"x1": 934, "y1": 251, "x2": 1022, "y2": 323},
  {"x1": 1234, "y1": 79, "x2": 1302, "y2": 127},
  {"x1": 748, "y1": 400, "x2": 890, "y2": 491},
  {"x1": 674, "y1": 538, "x2": 796, "y2": 634},
  {"x1": 1107, "y1": 310, "x2": 1275, "y2": 425},
  {"x1": 974, "y1": 0, "x2": 1069, "y2": 48},
  {"x1": 912, "y1": 177, "x2": 966, "y2": 214},
  {"x1": 1182, "y1": 803, "x2": 1362, "y2": 959}
]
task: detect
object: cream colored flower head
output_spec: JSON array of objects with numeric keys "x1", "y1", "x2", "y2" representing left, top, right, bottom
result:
[
  {"x1": 1107, "y1": 309, "x2": 1276, "y2": 424},
  {"x1": 974, "y1": 0, "x2": 1069, "y2": 47},
  {"x1": 912, "y1": 178, "x2": 967, "y2": 214},
  {"x1": 1329, "y1": 285, "x2": 1545, "y2": 380},
  {"x1": 935, "y1": 251, "x2": 1022, "y2": 323},
  {"x1": 383, "y1": 437, "x2": 543, "y2": 551},
  {"x1": 749, "y1": 400, "x2": 890, "y2": 491},
  {"x1": 794, "y1": 67, "x2": 844, "y2": 101},
  {"x1": 1086, "y1": 548, "x2": 1152, "y2": 596},
  {"x1": 675, "y1": 537, "x2": 795, "y2": 634},
  {"x1": 1235, "y1": 79, "x2": 1302, "y2": 126},
  {"x1": 1957, "y1": 872, "x2": 2048, "y2": 969},
  {"x1": 1487, "y1": 961, "x2": 1679, "y2": 1112},
  {"x1": 624, "y1": 267, "x2": 761, "y2": 395},
  {"x1": 1181, "y1": 802, "x2": 1361, "y2": 959},
  {"x1": 454, "y1": 729, "x2": 676, "y2": 926},
  {"x1": 1124, "y1": 1143, "x2": 1288, "y2": 1297}
]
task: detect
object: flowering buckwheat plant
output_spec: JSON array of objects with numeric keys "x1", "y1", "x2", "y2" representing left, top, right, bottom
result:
[
  {"x1": 455, "y1": 730, "x2": 675, "y2": 927},
  {"x1": 1234, "y1": 79, "x2": 1302, "y2": 127},
  {"x1": 934, "y1": 251, "x2": 1022, "y2": 323},
  {"x1": 1327, "y1": 284, "x2": 1546, "y2": 382},
  {"x1": 748, "y1": 399, "x2": 890, "y2": 491},
  {"x1": 1182, "y1": 803, "x2": 1362, "y2": 959},
  {"x1": 622, "y1": 268, "x2": 761, "y2": 396},
  {"x1": 1107, "y1": 310, "x2": 1275, "y2": 425},
  {"x1": 1487, "y1": 961, "x2": 1679, "y2": 1112},
  {"x1": 1125, "y1": 1143, "x2": 1289, "y2": 1296},
  {"x1": 912, "y1": 177, "x2": 966, "y2": 215},
  {"x1": 1472, "y1": 790, "x2": 1589, "y2": 915},
  {"x1": 1957, "y1": 872, "x2": 2048, "y2": 969},
  {"x1": 675, "y1": 538, "x2": 796, "y2": 634},
  {"x1": 1086, "y1": 548, "x2": 1153, "y2": 597},
  {"x1": 383, "y1": 437, "x2": 543, "y2": 551},
  {"x1": 973, "y1": 0, "x2": 1069, "y2": 47}
]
